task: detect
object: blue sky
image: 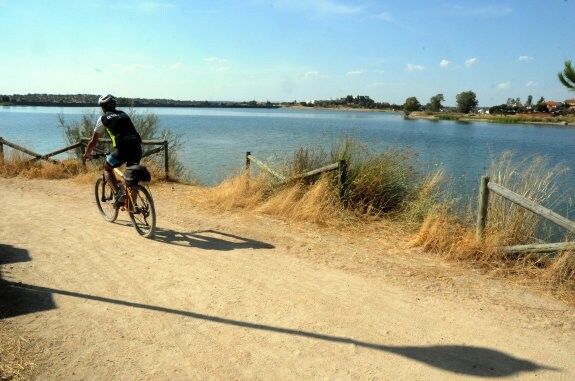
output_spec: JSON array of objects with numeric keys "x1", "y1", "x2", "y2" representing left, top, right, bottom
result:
[{"x1": 1, "y1": 0, "x2": 574, "y2": 106}]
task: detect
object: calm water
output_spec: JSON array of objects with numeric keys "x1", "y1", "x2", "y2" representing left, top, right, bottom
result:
[{"x1": 1, "y1": 106, "x2": 574, "y2": 197}]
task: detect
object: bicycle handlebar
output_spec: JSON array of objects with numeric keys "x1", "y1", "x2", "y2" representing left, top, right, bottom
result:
[{"x1": 86, "y1": 151, "x2": 108, "y2": 160}]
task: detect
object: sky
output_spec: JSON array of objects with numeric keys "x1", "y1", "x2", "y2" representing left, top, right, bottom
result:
[{"x1": 1, "y1": 0, "x2": 575, "y2": 106}]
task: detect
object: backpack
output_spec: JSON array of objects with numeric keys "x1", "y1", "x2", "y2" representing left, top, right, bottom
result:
[{"x1": 124, "y1": 164, "x2": 151, "y2": 186}]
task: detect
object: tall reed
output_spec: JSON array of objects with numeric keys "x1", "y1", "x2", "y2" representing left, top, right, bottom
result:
[
  {"x1": 485, "y1": 151, "x2": 571, "y2": 245},
  {"x1": 414, "y1": 151, "x2": 575, "y2": 303},
  {"x1": 204, "y1": 136, "x2": 446, "y2": 227}
]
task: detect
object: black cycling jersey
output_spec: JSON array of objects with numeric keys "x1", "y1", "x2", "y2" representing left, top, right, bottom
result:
[{"x1": 100, "y1": 110, "x2": 142, "y2": 149}]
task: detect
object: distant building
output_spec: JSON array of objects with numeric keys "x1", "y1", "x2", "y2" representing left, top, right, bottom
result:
[{"x1": 545, "y1": 101, "x2": 562, "y2": 111}]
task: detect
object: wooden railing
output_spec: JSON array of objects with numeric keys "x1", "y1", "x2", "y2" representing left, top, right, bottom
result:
[
  {"x1": 245, "y1": 152, "x2": 348, "y2": 200},
  {"x1": 0, "y1": 137, "x2": 76, "y2": 164},
  {"x1": 476, "y1": 175, "x2": 575, "y2": 254},
  {"x1": 0, "y1": 137, "x2": 170, "y2": 179}
]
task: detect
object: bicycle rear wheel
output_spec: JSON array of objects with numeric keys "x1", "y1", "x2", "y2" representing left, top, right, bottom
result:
[
  {"x1": 128, "y1": 185, "x2": 156, "y2": 238},
  {"x1": 95, "y1": 177, "x2": 119, "y2": 222}
]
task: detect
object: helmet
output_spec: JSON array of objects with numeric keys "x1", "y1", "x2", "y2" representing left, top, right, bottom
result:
[{"x1": 98, "y1": 94, "x2": 117, "y2": 106}]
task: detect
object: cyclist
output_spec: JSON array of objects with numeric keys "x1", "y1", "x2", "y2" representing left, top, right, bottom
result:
[{"x1": 84, "y1": 94, "x2": 142, "y2": 206}]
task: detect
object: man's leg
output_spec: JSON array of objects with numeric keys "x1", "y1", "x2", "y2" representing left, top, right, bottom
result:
[{"x1": 103, "y1": 162, "x2": 119, "y2": 193}]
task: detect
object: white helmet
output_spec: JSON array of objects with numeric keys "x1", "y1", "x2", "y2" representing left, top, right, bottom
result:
[{"x1": 98, "y1": 94, "x2": 117, "y2": 106}]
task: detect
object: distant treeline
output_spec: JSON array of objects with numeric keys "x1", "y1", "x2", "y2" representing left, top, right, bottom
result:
[{"x1": 0, "y1": 93, "x2": 280, "y2": 108}]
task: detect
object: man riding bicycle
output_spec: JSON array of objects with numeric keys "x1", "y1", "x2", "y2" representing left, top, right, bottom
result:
[{"x1": 84, "y1": 94, "x2": 142, "y2": 206}]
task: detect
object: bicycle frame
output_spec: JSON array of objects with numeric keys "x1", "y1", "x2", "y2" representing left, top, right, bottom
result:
[
  {"x1": 90, "y1": 151, "x2": 156, "y2": 238},
  {"x1": 113, "y1": 167, "x2": 135, "y2": 211}
]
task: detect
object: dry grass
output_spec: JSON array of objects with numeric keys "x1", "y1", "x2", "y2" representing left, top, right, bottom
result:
[
  {"x1": 413, "y1": 213, "x2": 575, "y2": 304},
  {"x1": 413, "y1": 152, "x2": 575, "y2": 305},
  {"x1": 0, "y1": 150, "x2": 85, "y2": 180},
  {"x1": 485, "y1": 151, "x2": 571, "y2": 245},
  {"x1": 0, "y1": 322, "x2": 36, "y2": 381},
  {"x1": 3, "y1": 146, "x2": 572, "y2": 304},
  {"x1": 0, "y1": 151, "x2": 172, "y2": 187},
  {"x1": 202, "y1": 173, "x2": 354, "y2": 228}
]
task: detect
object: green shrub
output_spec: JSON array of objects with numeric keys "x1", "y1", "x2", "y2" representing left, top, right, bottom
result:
[{"x1": 277, "y1": 136, "x2": 446, "y2": 220}]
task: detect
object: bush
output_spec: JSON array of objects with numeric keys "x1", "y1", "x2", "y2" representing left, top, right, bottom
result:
[
  {"x1": 207, "y1": 136, "x2": 447, "y2": 226},
  {"x1": 343, "y1": 147, "x2": 419, "y2": 214}
]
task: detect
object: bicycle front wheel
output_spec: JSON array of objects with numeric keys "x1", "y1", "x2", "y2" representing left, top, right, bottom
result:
[
  {"x1": 95, "y1": 177, "x2": 119, "y2": 222},
  {"x1": 128, "y1": 185, "x2": 156, "y2": 238}
]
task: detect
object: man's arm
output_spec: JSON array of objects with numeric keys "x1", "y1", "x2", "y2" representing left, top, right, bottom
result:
[{"x1": 83, "y1": 132, "x2": 100, "y2": 159}]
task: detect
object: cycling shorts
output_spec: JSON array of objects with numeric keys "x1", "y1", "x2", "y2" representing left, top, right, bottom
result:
[{"x1": 106, "y1": 144, "x2": 142, "y2": 168}]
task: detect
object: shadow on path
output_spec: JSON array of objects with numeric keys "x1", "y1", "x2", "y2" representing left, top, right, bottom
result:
[
  {"x1": 107, "y1": 218, "x2": 275, "y2": 251},
  {"x1": 151, "y1": 228, "x2": 275, "y2": 251},
  {"x1": 10, "y1": 282, "x2": 560, "y2": 378},
  {"x1": 0, "y1": 244, "x2": 56, "y2": 318}
]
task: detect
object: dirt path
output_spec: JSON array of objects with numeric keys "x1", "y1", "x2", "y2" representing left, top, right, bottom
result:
[{"x1": 1, "y1": 178, "x2": 574, "y2": 380}]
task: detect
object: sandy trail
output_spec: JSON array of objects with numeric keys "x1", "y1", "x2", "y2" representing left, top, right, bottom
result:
[{"x1": 0, "y1": 178, "x2": 574, "y2": 380}]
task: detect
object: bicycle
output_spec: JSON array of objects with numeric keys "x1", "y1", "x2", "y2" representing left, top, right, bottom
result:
[{"x1": 91, "y1": 153, "x2": 156, "y2": 238}]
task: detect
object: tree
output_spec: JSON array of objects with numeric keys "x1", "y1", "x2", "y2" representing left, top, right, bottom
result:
[
  {"x1": 456, "y1": 91, "x2": 478, "y2": 113},
  {"x1": 429, "y1": 94, "x2": 444, "y2": 112},
  {"x1": 526, "y1": 95, "x2": 533, "y2": 107},
  {"x1": 558, "y1": 60, "x2": 575, "y2": 92},
  {"x1": 489, "y1": 104, "x2": 508, "y2": 115},
  {"x1": 535, "y1": 96, "x2": 547, "y2": 112},
  {"x1": 403, "y1": 96, "x2": 421, "y2": 114}
]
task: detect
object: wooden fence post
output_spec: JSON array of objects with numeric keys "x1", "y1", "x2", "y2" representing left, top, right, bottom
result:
[
  {"x1": 163, "y1": 140, "x2": 169, "y2": 180},
  {"x1": 476, "y1": 176, "x2": 490, "y2": 243},
  {"x1": 338, "y1": 159, "x2": 347, "y2": 203},
  {"x1": 79, "y1": 141, "x2": 86, "y2": 167},
  {"x1": 246, "y1": 151, "x2": 251, "y2": 177}
]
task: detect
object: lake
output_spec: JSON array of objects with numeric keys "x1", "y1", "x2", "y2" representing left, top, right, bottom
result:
[{"x1": 1, "y1": 106, "x2": 574, "y2": 199}]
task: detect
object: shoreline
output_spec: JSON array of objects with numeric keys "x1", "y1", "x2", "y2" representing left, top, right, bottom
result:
[
  {"x1": 405, "y1": 111, "x2": 574, "y2": 127},
  {"x1": 282, "y1": 105, "x2": 396, "y2": 112}
]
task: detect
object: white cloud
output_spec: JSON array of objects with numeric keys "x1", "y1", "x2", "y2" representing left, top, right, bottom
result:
[
  {"x1": 496, "y1": 81, "x2": 511, "y2": 89},
  {"x1": 169, "y1": 62, "x2": 184, "y2": 70},
  {"x1": 138, "y1": 1, "x2": 176, "y2": 11},
  {"x1": 204, "y1": 57, "x2": 230, "y2": 72},
  {"x1": 204, "y1": 57, "x2": 229, "y2": 63},
  {"x1": 439, "y1": 59, "x2": 450, "y2": 68},
  {"x1": 465, "y1": 58, "x2": 479, "y2": 67},
  {"x1": 273, "y1": 0, "x2": 364, "y2": 15},
  {"x1": 526, "y1": 81, "x2": 539, "y2": 87},
  {"x1": 304, "y1": 71, "x2": 320, "y2": 78},
  {"x1": 406, "y1": 64, "x2": 425, "y2": 72},
  {"x1": 347, "y1": 69, "x2": 366, "y2": 76},
  {"x1": 519, "y1": 55, "x2": 534, "y2": 62},
  {"x1": 375, "y1": 12, "x2": 393, "y2": 21}
]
